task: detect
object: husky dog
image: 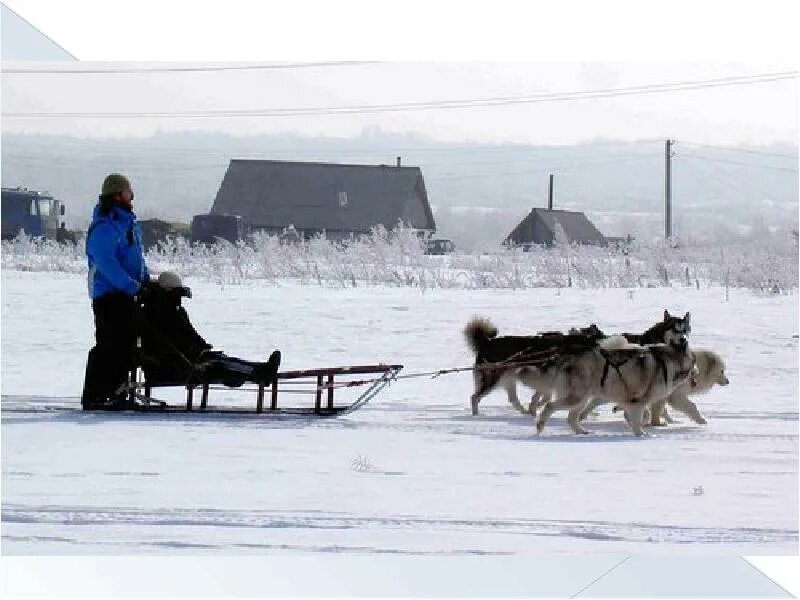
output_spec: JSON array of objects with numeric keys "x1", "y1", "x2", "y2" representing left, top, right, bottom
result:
[
  {"x1": 463, "y1": 318, "x2": 603, "y2": 416},
  {"x1": 622, "y1": 309, "x2": 691, "y2": 349},
  {"x1": 531, "y1": 335, "x2": 696, "y2": 436},
  {"x1": 646, "y1": 349, "x2": 728, "y2": 425},
  {"x1": 530, "y1": 310, "x2": 693, "y2": 419}
]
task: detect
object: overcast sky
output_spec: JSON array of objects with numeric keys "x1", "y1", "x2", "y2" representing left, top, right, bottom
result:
[{"x1": 1, "y1": 1, "x2": 798, "y2": 147}]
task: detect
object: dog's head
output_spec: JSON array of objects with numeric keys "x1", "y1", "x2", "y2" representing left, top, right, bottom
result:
[
  {"x1": 710, "y1": 357, "x2": 729, "y2": 386},
  {"x1": 662, "y1": 310, "x2": 691, "y2": 350},
  {"x1": 697, "y1": 350, "x2": 729, "y2": 388},
  {"x1": 663, "y1": 309, "x2": 691, "y2": 334}
]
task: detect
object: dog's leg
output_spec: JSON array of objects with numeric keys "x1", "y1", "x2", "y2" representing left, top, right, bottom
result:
[
  {"x1": 579, "y1": 397, "x2": 603, "y2": 422},
  {"x1": 503, "y1": 377, "x2": 527, "y2": 414},
  {"x1": 528, "y1": 393, "x2": 538, "y2": 418},
  {"x1": 669, "y1": 394, "x2": 707, "y2": 425},
  {"x1": 470, "y1": 369, "x2": 482, "y2": 415},
  {"x1": 529, "y1": 391, "x2": 549, "y2": 418},
  {"x1": 538, "y1": 396, "x2": 586, "y2": 434},
  {"x1": 470, "y1": 371, "x2": 488, "y2": 416},
  {"x1": 471, "y1": 387, "x2": 494, "y2": 416},
  {"x1": 626, "y1": 402, "x2": 648, "y2": 437},
  {"x1": 649, "y1": 398, "x2": 667, "y2": 426},
  {"x1": 662, "y1": 406, "x2": 678, "y2": 424},
  {"x1": 567, "y1": 406, "x2": 591, "y2": 435},
  {"x1": 470, "y1": 366, "x2": 498, "y2": 416},
  {"x1": 535, "y1": 401, "x2": 557, "y2": 434},
  {"x1": 528, "y1": 392, "x2": 540, "y2": 417}
]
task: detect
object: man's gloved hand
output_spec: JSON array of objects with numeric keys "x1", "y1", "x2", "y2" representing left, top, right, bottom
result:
[{"x1": 136, "y1": 280, "x2": 159, "y2": 305}]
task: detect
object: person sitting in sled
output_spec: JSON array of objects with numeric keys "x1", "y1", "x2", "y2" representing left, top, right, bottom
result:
[{"x1": 139, "y1": 271, "x2": 281, "y2": 388}]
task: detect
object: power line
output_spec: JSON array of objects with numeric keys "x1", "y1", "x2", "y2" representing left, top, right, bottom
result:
[
  {"x1": 676, "y1": 152, "x2": 799, "y2": 173},
  {"x1": 1, "y1": 61, "x2": 380, "y2": 74},
  {"x1": 677, "y1": 154, "x2": 795, "y2": 205},
  {"x1": 679, "y1": 141, "x2": 797, "y2": 159},
  {"x1": 4, "y1": 71, "x2": 796, "y2": 119},
  {"x1": 417, "y1": 152, "x2": 656, "y2": 170},
  {"x1": 427, "y1": 155, "x2": 657, "y2": 182},
  {"x1": 3, "y1": 150, "x2": 658, "y2": 173},
  {"x1": 1, "y1": 138, "x2": 662, "y2": 156}
]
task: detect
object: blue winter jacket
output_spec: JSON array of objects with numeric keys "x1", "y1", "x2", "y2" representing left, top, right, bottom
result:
[{"x1": 86, "y1": 204, "x2": 149, "y2": 299}]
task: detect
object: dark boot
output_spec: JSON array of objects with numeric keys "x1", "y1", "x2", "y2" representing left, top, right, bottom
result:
[
  {"x1": 81, "y1": 347, "x2": 107, "y2": 409},
  {"x1": 82, "y1": 398, "x2": 110, "y2": 410},
  {"x1": 255, "y1": 350, "x2": 281, "y2": 385}
]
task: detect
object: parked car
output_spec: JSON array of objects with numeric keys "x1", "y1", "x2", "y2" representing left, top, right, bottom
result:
[{"x1": 425, "y1": 238, "x2": 456, "y2": 255}]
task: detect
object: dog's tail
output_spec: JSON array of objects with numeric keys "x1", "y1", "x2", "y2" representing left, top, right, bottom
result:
[{"x1": 464, "y1": 317, "x2": 498, "y2": 353}]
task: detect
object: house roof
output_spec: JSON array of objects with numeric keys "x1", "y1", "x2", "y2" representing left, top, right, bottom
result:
[
  {"x1": 210, "y1": 159, "x2": 435, "y2": 232},
  {"x1": 507, "y1": 208, "x2": 606, "y2": 245}
]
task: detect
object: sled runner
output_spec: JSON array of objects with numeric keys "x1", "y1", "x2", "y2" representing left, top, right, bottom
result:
[{"x1": 123, "y1": 363, "x2": 403, "y2": 416}]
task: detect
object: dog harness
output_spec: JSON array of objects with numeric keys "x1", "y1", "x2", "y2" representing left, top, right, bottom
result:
[{"x1": 599, "y1": 347, "x2": 670, "y2": 389}]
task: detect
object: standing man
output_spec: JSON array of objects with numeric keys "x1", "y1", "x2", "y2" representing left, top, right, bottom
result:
[{"x1": 81, "y1": 173, "x2": 150, "y2": 410}]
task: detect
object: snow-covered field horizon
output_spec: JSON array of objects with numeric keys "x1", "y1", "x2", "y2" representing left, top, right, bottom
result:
[
  {"x1": 2, "y1": 270, "x2": 797, "y2": 555},
  {"x1": 3, "y1": 227, "x2": 797, "y2": 293}
]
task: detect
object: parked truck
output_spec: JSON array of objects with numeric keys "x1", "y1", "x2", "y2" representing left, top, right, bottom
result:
[{"x1": 1, "y1": 187, "x2": 65, "y2": 241}]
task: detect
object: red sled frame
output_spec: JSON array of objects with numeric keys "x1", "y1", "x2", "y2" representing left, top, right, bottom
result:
[{"x1": 130, "y1": 363, "x2": 404, "y2": 416}]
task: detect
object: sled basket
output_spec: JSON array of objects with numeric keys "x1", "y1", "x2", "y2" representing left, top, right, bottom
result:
[{"x1": 126, "y1": 363, "x2": 403, "y2": 416}]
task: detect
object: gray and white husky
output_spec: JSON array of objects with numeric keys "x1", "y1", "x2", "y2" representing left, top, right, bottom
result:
[
  {"x1": 525, "y1": 335, "x2": 696, "y2": 436},
  {"x1": 645, "y1": 348, "x2": 728, "y2": 425},
  {"x1": 528, "y1": 310, "x2": 693, "y2": 417}
]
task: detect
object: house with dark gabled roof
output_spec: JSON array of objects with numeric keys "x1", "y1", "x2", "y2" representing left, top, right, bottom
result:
[
  {"x1": 209, "y1": 159, "x2": 436, "y2": 240},
  {"x1": 504, "y1": 208, "x2": 607, "y2": 249}
]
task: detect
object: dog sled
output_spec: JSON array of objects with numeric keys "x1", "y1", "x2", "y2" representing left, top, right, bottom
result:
[
  {"x1": 81, "y1": 273, "x2": 404, "y2": 417},
  {"x1": 122, "y1": 362, "x2": 404, "y2": 417}
]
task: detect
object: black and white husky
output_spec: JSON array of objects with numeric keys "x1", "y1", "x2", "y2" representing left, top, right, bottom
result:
[
  {"x1": 621, "y1": 310, "x2": 691, "y2": 350},
  {"x1": 463, "y1": 318, "x2": 603, "y2": 416}
]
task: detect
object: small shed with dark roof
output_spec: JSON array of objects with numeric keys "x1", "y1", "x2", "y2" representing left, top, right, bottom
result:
[
  {"x1": 209, "y1": 159, "x2": 436, "y2": 240},
  {"x1": 504, "y1": 208, "x2": 607, "y2": 248}
]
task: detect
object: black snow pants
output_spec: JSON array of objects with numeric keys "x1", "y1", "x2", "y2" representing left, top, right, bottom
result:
[{"x1": 81, "y1": 292, "x2": 139, "y2": 407}]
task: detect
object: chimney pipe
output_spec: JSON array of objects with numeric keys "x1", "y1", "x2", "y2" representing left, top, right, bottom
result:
[
  {"x1": 396, "y1": 156, "x2": 401, "y2": 167},
  {"x1": 548, "y1": 173, "x2": 554, "y2": 210}
]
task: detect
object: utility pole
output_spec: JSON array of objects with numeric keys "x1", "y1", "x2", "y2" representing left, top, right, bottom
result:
[
  {"x1": 548, "y1": 173, "x2": 554, "y2": 210},
  {"x1": 664, "y1": 139, "x2": 673, "y2": 239}
]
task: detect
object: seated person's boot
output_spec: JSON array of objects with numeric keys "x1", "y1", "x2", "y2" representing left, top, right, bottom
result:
[{"x1": 254, "y1": 350, "x2": 281, "y2": 385}]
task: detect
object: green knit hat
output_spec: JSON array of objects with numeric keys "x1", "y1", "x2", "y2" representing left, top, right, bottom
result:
[{"x1": 101, "y1": 173, "x2": 131, "y2": 196}]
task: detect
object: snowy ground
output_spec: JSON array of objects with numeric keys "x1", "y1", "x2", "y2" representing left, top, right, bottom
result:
[{"x1": 2, "y1": 271, "x2": 798, "y2": 555}]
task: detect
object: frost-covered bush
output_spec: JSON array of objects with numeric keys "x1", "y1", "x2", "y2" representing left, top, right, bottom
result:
[
  {"x1": 3, "y1": 225, "x2": 796, "y2": 292},
  {"x1": 0, "y1": 231, "x2": 86, "y2": 273}
]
